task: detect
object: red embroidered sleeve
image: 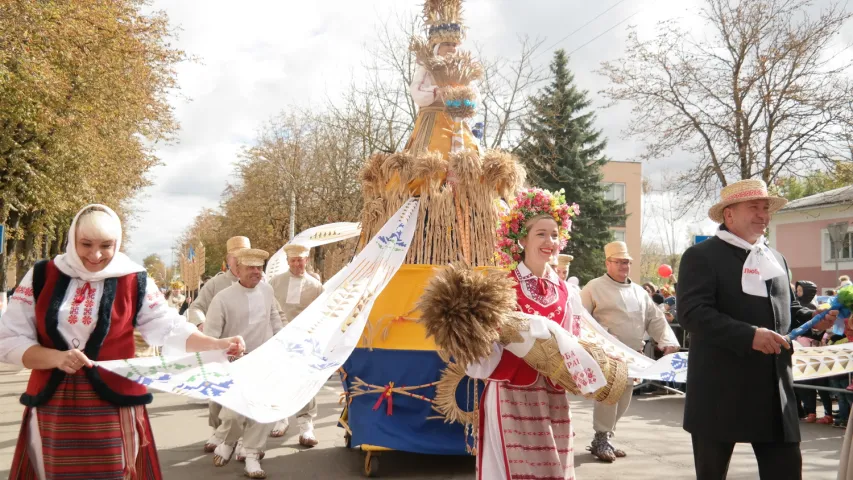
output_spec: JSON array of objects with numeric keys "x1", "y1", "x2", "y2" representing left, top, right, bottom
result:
[{"x1": 10, "y1": 285, "x2": 34, "y2": 306}]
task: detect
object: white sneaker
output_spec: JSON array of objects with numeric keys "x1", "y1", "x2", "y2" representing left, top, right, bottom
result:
[
  {"x1": 270, "y1": 418, "x2": 289, "y2": 437},
  {"x1": 213, "y1": 443, "x2": 234, "y2": 467},
  {"x1": 244, "y1": 453, "x2": 267, "y2": 479}
]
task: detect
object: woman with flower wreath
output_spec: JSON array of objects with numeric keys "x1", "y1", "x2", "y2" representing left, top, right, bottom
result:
[{"x1": 467, "y1": 187, "x2": 582, "y2": 480}]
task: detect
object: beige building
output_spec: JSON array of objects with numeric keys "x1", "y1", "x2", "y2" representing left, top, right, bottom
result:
[{"x1": 601, "y1": 161, "x2": 643, "y2": 269}]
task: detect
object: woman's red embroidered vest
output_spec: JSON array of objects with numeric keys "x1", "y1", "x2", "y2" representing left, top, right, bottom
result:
[
  {"x1": 21, "y1": 261, "x2": 152, "y2": 406},
  {"x1": 488, "y1": 269, "x2": 572, "y2": 387}
]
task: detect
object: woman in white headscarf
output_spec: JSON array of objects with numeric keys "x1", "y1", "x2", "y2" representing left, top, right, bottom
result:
[{"x1": 0, "y1": 205, "x2": 246, "y2": 480}]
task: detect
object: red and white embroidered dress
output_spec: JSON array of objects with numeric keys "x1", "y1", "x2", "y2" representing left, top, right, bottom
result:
[
  {"x1": 468, "y1": 262, "x2": 582, "y2": 480},
  {"x1": 0, "y1": 267, "x2": 196, "y2": 479}
]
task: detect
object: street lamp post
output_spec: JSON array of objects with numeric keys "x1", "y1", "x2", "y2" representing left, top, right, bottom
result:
[{"x1": 827, "y1": 221, "x2": 849, "y2": 288}]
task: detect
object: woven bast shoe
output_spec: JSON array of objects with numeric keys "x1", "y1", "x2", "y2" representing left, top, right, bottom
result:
[
  {"x1": 213, "y1": 443, "x2": 235, "y2": 467},
  {"x1": 244, "y1": 454, "x2": 267, "y2": 479},
  {"x1": 588, "y1": 432, "x2": 617, "y2": 462},
  {"x1": 608, "y1": 432, "x2": 627, "y2": 457}
]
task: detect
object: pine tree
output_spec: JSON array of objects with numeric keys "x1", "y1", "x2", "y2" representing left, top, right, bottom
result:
[{"x1": 516, "y1": 49, "x2": 625, "y2": 284}]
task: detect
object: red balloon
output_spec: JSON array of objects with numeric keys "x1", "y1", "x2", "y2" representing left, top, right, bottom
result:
[{"x1": 658, "y1": 264, "x2": 673, "y2": 278}]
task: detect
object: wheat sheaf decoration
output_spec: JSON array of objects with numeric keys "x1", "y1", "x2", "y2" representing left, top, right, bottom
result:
[{"x1": 416, "y1": 262, "x2": 517, "y2": 367}]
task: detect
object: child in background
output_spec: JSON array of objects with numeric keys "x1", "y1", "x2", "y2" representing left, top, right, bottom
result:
[{"x1": 823, "y1": 317, "x2": 853, "y2": 428}]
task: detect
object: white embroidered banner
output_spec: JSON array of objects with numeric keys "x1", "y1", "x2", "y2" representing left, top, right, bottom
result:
[
  {"x1": 575, "y1": 287, "x2": 853, "y2": 384},
  {"x1": 97, "y1": 200, "x2": 418, "y2": 423}
]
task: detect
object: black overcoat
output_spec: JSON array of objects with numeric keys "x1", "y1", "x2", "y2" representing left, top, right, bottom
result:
[{"x1": 677, "y1": 236, "x2": 811, "y2": 443}]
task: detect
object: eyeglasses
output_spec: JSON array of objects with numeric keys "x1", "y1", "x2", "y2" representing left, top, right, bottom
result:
[{"x1": 607, "y1": 259, "x2": 632, "y2": 266}]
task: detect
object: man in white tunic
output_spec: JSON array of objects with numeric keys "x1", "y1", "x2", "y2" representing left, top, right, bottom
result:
[
  {"x1": 188, "y1": 236, "x2": 251, "y2": 330},
  {"x1": 581, "y1": 241, "x2": 680, "y2": 462},
  {"x1": 189, "y1": 235, "x2": 252, "y2": 451},
  {"x1": 205, "y1": 248, "x2": 283, "y2": 479},
  {"x1": 268, "y1": 243, "x2": 324, "y2": 446}
]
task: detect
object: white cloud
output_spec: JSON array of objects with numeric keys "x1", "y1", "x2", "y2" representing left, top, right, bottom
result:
[{"x1": 126, "y1": 0, "x2": 851, "y2": 265}]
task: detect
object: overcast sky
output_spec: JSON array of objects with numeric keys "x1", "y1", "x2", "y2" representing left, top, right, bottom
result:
[{"x1": 126, "y1": 0, "x2": 851, "y2": 264}]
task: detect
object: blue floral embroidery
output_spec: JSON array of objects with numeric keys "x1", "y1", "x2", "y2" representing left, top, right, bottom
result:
[{"x1": 670, "y1": 354, "x2": 687, "y2": 370}]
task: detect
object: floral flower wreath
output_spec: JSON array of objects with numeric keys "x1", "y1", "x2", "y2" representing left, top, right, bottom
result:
[{"x1": 495, "y1": 188, "x2": 579, "y2": 269}]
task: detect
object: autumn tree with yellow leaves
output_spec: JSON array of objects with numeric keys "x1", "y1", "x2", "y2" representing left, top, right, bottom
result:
[{"x1": 0, "y1": 0, "x2": 184, "y2": 288}]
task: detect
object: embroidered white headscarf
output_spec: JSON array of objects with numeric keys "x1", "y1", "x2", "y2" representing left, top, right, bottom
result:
[
  {"x1": 53, "y1": 204, "x2": 145, "y2": 282},
  {"x1": 715, "y1": 227, "x2": 786, "y2": 297}
]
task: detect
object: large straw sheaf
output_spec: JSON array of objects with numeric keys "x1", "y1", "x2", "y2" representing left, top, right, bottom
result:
[
  {"x1": 412, "y1": 150, "x2": 448, "y2": 185},
  {"x1": 416, "y1": 263, "x2": 517, "y2": 366},
  {"x1": 410, "y1": 36, "x2": 435, "y2": 66},
  {"x1": 482, "y1": 149, "x2": 527, "y2": 198},
  {"x1": 427, "y1": 52, "x2": 484, "y2": 86},
  {"x1": 423, "y1": 0, "x2": 464, "y2": 27},
  {"x1": 498, "y1": 314, "x2": 629, "y2": 405},
  {"x1": 449, "y1": 149, "x2": 482, "y2": 186},
  {"x1": 360, "y1": 152, "x2": 389, "y2": 197},
  {"x1": 410, "y1": 37, "x2": 483, "y2": 87},
  {"x1": 381, "y1": 151, "x2": 416, "y2": 188}
]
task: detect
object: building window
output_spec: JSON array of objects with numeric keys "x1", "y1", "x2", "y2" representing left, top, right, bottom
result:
[
  {"x1": 825, "y1": 231, "x2": 853, "y2": 261},
  {"x1": 611, "y1": 229, "x2": 626, "y2": 242},
  {"x1": 604, "y1": 182, "x2": 626, "y2": 227},
  {"x1": 604, "y1": 182, "x2": 626, "y2": 203}
]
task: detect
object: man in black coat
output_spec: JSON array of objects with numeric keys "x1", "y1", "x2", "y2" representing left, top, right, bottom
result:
[{"x1": 677, "y1": 179, "x2": 838, "y2": 480}]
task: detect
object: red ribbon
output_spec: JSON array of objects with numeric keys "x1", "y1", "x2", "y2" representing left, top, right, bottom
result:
[
  {"x1": 74, "y1": 282, "x2": 93, "y2": 304},
  {"x1": 372, "y1": 382, "x2": 394, "y2": 416},
  {"x1": 537, "y1": 278, "x2": 549, "y2": 296}
]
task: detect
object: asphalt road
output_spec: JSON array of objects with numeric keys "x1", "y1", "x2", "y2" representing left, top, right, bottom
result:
[{"x1": 0, "y1": 363, "x2": 845, "y2": 479}]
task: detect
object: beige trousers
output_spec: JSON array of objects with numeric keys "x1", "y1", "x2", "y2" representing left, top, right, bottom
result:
[
  {"x1": 592, "y1": 384, "x2": 633, "y2": 434},
  {"x1": 296, "y1": 397, "x2": 318, "y2": 426},
  {"x1": 213, "y1": 407, "x2": 274, "y2": 454},
  {"x1": 209, "y1": 401, "x2": 222, "y2": 429}
]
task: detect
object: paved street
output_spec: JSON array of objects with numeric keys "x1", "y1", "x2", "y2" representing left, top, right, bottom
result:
[{"x1": 0, "y1": 362, "x2": 845, "y2": 479}]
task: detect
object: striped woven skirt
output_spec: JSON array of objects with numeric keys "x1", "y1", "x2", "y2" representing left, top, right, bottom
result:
[
  {"x1": 478, "y1": 376, "x2": 575, "y2": 480},
  {"x1": 8, "y1": 371, "x2": 162, "y2": 480}
]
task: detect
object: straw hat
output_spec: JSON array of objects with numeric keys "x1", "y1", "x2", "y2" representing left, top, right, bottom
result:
[
  {"x1": 226, "y1": 236, "x2": 251, "y2": 254},
  {"x1": 235, "y1": 248, "x2": 269, "y2": 267},
  {"x1": 708, "y1": 179, "x2": 787, "y2": 224},
  {"x1": 169, "y1": 280, "x2": 185, "y2": 290},
  {"x1": 283, "y1": 243, "x2": 310, "y2": 259},
  {"x1": 604, "y1": 241, "x2": 632, "y2": 261},
  {"x1": 557, "y1": 254, "x2": 573, "y2": 267}
]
